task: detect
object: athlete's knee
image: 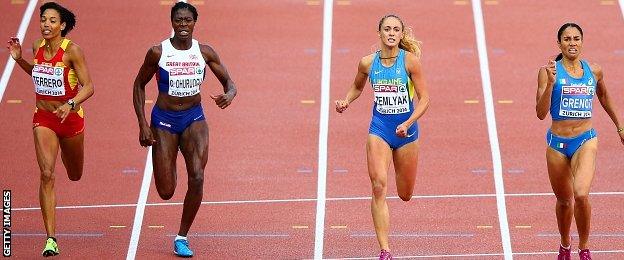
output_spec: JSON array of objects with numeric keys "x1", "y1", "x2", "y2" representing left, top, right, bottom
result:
[
  {"x1": 67, "y1": 170, "x2": 82, "y2": 181},
  {"x1": 556, "y1": 197, "x2": 574, "y2": 208},
  {"x1": 574, "y1": 193, "x2": 590, "y2": 205},
  {"x1": 40, "y1": 169, "x2": 55, "y2": 184},
  {"x1": 157, "y1": 187, "x2": 175, "y2": 200},
  {"x1": 371, "y1": 180, "x2": 387, "y2": 198},
  {"x1": 187, "y1": 173, "x2": 204, "y2": 191},
  {"x1": 398, "y1": 192, "x2": 412, "y2": 202}
]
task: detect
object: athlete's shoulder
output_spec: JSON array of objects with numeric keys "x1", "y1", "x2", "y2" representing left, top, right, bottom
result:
[
  {"x1": 360, "y1": 53, "x2": 375, "y2": 66},
  {"x1": 586, "y1": 61, "x2": 603, "y2": 80}
]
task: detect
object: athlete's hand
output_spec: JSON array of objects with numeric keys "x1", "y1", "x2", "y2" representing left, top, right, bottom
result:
[
  {"x1": 6, "y1": 37, "x2": 22, "y2": 61},
  {"x1": 335, "y1": 100, "x2": 349, "y2": 113},
  {"x1": 138, "y1": 125, "x2": 156, "y2": 147},
  {"x1": 210, "y1": 93, "x2": 233, "y2": 109},
  {"x1": 544, "y1": 60, "x2": 556, "y2": 86},
  {"x1": 53, "y1": 103, "x2": 71, "y2": 123},
  {"x1": 395, "y1": 123, "x2": 408, "y2": 138}
]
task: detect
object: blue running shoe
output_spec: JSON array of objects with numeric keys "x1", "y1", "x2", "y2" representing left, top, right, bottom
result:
[{"x1": 174, "y1": 239, "x2": 193, "y2": 257}]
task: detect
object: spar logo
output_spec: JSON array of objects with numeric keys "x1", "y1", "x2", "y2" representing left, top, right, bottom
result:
[
  {"x1": 373, "y1": 85, "x2": 407, "y2": 93},
  {"x1": 169, "y1": 67, "x2": 196, "y2": 76},
  {"x1": 33, "y1": 65, "x2": 55, "y2": 75},
  {"x1": 562, "y1": 86, "x2": 595, "y2": 95}
]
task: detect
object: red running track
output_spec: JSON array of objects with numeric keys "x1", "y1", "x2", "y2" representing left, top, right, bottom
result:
[{"x1": 1, "y1": 0, "x2": 623, "y2": 258}]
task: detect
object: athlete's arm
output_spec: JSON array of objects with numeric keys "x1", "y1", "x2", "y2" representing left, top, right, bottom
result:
[
  {"x1": 66, "y1": 42, "x2": 94, "y2": 107},
  {"x1": 202, "y1": 44, "x2": 236, "y2": 109},
  {"x1": 132, "y1": 46, "x2": 160, "y2": 146},
  {"x1": 335, "y1": 55, "x2": 371, "y2": 113},
  {"x1": 592, "y1": 63, "x2": 624, "y2": 144},
  {"x1": 536, "y1": 60, "x2": 556, "y2": 120},
  {"x1": 6, "y1": 37, "x2": 35, "y2": 75},
  {"x1": 402, "y1": 51, "x2": 429, "y2": 127}
]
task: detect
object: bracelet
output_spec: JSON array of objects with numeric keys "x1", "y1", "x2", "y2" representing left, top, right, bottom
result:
[{"x1": 618, "y1": 127, "x2": 624, "y2": 133}]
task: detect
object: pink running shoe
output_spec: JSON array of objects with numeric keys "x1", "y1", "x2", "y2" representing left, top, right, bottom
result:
[
  {"x1": 579, "y1": 249, "x2": 592, "y2": 260},
  {"x1": 379, "y1": 249, "x2": 393, "y2": 260},
  {"x1": 557, "y1": 245, "x2": 571, "y2": 260}
]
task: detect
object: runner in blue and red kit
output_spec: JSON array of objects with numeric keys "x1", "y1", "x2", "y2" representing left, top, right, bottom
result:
[
  {"x1": 536, "y1": 23, "x2": 624, "y2": 260},
  {"x1": 335, "y1": 14, "x2": 430, "y2": 260}
]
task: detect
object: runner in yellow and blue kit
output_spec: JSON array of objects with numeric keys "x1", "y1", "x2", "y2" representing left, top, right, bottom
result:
[
  {"x1": 369, "y1": 48, "x2": 418, "y2": 149},
  {"x1": 335, "y1": 14, "x2": 430, "y2": 260}
]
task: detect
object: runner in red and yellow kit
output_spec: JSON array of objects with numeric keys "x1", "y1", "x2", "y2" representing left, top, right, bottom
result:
[{"x1": 6, "y1": 2, "x2": 94, "y2": 257}]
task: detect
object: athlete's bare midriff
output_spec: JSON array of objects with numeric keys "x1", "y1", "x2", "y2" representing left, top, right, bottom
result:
[
  {"x1": 550, "y1": 118, "x2": 592, "y2": 137},
  {"x1": 156, "y1": 92, "x2": 202, "y2": 111}
]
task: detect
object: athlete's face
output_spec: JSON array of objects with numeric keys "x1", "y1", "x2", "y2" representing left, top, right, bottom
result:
[
  {"x1": 558, "y1": 27, "x2": 583, "y2": 60},
  {"x1": 171, "y1": 9, "x2": 195, "y2": 40},
  {"x1": 40, "y1": 9, "x2": 65, "y2": 40},
  {"x1": 378, "y1": 17, "x2": 403, "y2": 48}
]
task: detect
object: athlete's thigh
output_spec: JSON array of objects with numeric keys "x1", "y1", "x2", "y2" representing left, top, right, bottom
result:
[
  {"x1": 546, "y1": 147, "x2": 573, "y2": 199},
  {"x1": 59, "y1": 133, "x2": 84, "y2": 178},
  {"x1": 33, "y1": 127, "x2": 61, "y2": 172},
  {"x1": 367, "y1": 135, "x2": 393, "y2": 183},
  {"x1": 179, "y1": 120, "x2": 209, "y2": 174},
  {"x1": 392, "y1": 140, "x2": 419, "y2": 193},
  {"x1": 151, "y1": 127, "x2": 180, "y2": 181},
  {"x1": 570, "y1": 138, "x2": 597, "y2": 196}
]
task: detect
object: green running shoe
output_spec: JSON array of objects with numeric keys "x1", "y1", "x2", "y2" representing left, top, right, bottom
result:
[{"x1": 42, "y1": 237, "x2": 59, "y2": 257}]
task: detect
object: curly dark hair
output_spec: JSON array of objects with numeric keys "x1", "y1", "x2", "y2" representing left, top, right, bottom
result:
[{"x1": 40, "y1": 2, "x2": 76, "y2": 37}]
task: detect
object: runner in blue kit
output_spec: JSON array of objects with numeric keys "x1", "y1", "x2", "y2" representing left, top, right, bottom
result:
[
  {"x1": 335, "y1": 14, "x2": 430, "y2": 260},
  {"x1": 536, "y1": 23, "x2": 624, "y2": 260},
  {"x1": 132, "y1": 2, "x2": 236, "y2": 257}
]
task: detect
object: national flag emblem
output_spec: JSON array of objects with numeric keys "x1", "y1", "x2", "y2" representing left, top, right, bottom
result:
[
  {"x1": 559, "y1": 78, "x2": 567, "y2": 85},
  {"x1": 558, "y1": 143, "x2": 565, "y2": 149}
]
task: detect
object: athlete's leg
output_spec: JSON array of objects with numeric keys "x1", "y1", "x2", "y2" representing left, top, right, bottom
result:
[
  {"x1": 392, "y1": 140, "x2": 419, "y2": 201},
  {"x1": 367, "y1": 135, "x2": 393, "y2": 251},
  {"x1": 570, "y1": 138, "x2": 597, "y2": 250},
  {"x1": 34, "y1": 127, "x2": 60, "y2": 237},
  {"x1": 59, "y1": 133, "x2": 84, "y2": 181},
  {"x1": 546, "y1": 147, "x2": 573, "y2": 248},
  {"x1": 177, "y1": 120, "x2": 209, "y2": 236},
  {"x1": 151, "y1": 127, "x2": 180, "y2": 200}
]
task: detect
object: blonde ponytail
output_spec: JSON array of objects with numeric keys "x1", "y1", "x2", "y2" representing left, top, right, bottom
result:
[{"x1": 399, "y1": 26, "x2": 422, "y2": 58}]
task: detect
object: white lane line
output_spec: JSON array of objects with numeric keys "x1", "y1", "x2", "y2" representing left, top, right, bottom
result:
[
  {"x1": 619, "y1": 0, "x2": 624, "y2": 20},
  {"x1": 0, "y1": 0, "x2": 37, "y2": 101},
  {"x1": 125, "y1": 148, "x2": 153, "y2": 260},
  {"x1": 12, "y1": 191, "x2": 624, "y2": 211},
  {"x1": 314, "y1": 0, "x2": 333, "y2": 258},
  {"x1": 470, "y1": 0, "x2": 512, "y2": 259}
]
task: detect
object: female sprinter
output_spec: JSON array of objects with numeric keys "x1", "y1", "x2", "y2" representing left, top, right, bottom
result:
[
  {"x1": 335, "y1": 14, "x2": 430, "y2": 260},
  {"x1": 536, "y1": 23, "x2": 624, "y2": 260},
  {"x1": 132, "y1": 2, "x2": 236, "y2": 257},
  {"x1": 6, "y1": 2, "x2": 94, "y2": 257}
]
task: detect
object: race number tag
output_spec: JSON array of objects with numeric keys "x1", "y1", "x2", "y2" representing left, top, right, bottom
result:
[
  {"x1": 558, "y1": 85, "x2": 594, "y2": 118},
  {"x1": 167, "y1": 66, "x2": 203, "y2": 97},
  {"x1": 32, "y1": 64, "x2": 65, "y2": 96},
  {"x1": 373, "y1": 84, "x2": 410, "y2": 114}
]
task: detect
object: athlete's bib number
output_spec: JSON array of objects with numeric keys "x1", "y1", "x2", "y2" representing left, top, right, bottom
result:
[
  {"x1": 373, "y1": 84, "x2": 410, "y2": 114},
  {"x1": 167, "y1": 67, "x2": 204, "y2": 97},
  {"x1": 558, "y1": 85, "x2": 594, "y2": 118},
  {"x1": 32, "y1": 64, "x2": 65, "y2": 96}
]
